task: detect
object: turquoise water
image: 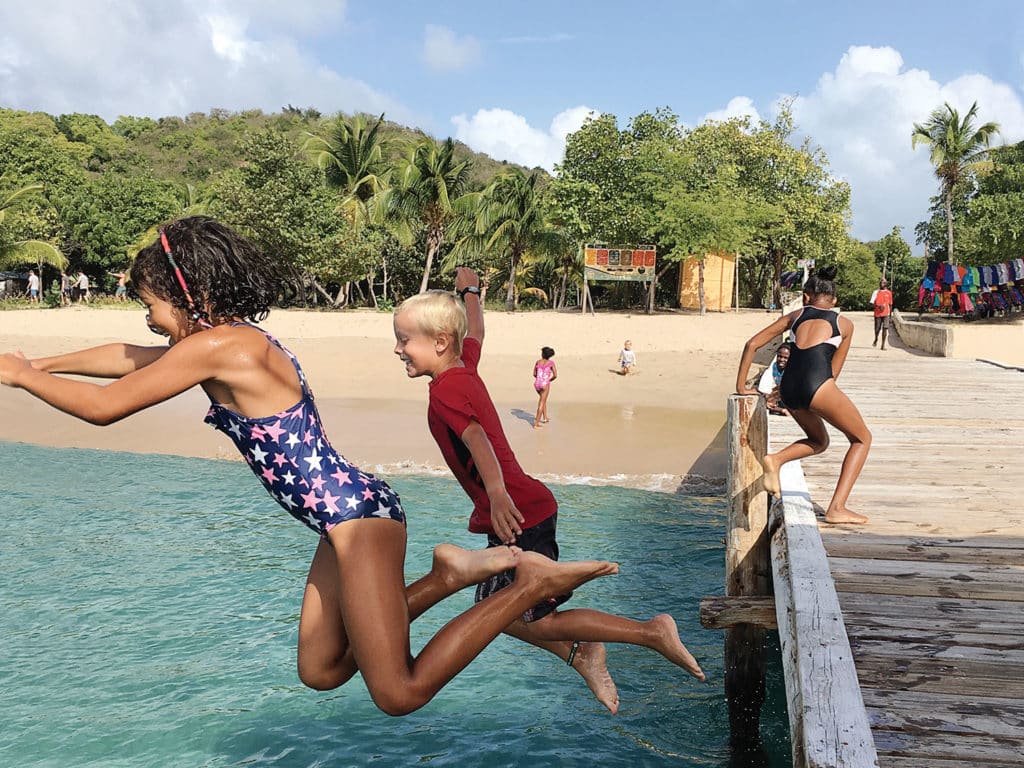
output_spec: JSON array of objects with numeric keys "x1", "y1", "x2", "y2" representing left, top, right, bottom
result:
[{"x1": 0, "y1": 441, "x2": 790, "y2": 767}]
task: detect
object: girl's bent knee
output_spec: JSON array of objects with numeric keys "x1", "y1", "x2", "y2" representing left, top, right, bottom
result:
[
  {"x1": 298, "y1": 664, "x2": 349, "y2": 691},
  {"x1": 371, "y1": 688, "x2": 427, "y2": 717}
]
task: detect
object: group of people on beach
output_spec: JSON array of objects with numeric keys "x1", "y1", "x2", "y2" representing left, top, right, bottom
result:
[{"x1": 0, "y1": 216, "x2": 873, "y2": 717}]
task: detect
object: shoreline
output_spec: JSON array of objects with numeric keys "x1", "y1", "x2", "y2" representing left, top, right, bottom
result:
[{"x1": 1, "y1": 305, "x2": 953, "y2": 493}]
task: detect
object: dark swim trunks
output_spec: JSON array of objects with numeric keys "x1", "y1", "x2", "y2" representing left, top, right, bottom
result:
[{"x1": 474, "y1": 513, "x2": 570, "y2": 623}]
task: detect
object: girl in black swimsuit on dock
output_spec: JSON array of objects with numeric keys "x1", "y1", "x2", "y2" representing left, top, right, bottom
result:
[{"x1": 735, "y1": 266, "x2": 871, "y2": 524}]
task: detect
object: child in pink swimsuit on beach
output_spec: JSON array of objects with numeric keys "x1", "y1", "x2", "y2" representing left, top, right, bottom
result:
[{"x1": 533, "y1": 346, "x2": 556, "y2": 429}]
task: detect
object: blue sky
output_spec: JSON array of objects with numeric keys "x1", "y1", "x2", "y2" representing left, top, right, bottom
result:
[{"x1": 3, "y1": 1, "x2": 1024, "y2": 245}]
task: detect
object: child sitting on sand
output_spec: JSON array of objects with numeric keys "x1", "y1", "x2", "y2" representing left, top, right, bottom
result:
[
  {"x1": 618, "y1": 340, "x2": 637, "y2": 375},
  {"x1": 0, "y1": 217, "x2": 617, "y2": 715},
  {"x1": 392, "y1": 267, "x2": 705, "y2": 714}
]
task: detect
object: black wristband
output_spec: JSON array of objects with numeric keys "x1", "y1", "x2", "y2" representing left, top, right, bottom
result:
[{"x1": 457, "y1": 285, "x2": 481, "y2": 300}]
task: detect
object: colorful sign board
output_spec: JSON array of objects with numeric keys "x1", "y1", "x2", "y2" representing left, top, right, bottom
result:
[{"x1": 584, "y1": 244, "x2": 657, "y2": 282}]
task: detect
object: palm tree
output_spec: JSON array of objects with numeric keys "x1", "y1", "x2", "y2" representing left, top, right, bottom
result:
[
  {"x1": 450, "y1": 170, "x2": 567, "y2": 310},
  {"x1": 377, "y1": 137, "x2": 473, "y2": 293},
  {"x1": 0, "y1": 180, "x2": 67, "y2": 283},
  {"x1": 304, "y1": 112, "x2": 390, "y2": 227},
  {"x1": 912, "y1": 102, "x2": 1000, "y2": 263}
]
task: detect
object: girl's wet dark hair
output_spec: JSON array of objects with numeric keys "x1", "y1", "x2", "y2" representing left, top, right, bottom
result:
[
  {"x1": 803, "y1": 265, "x2": 838, "y2": 297},
  {"x1": 541, "y1": 346, "x2": 555, "y2": 359},
  {"x1": 131, "y1": 217, "x2": 287, "y2": 322}
]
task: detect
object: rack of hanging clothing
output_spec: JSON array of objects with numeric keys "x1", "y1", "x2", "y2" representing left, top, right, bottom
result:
[{"x1": 918, "y1": 259, "x2": 1024, "y2": 316}]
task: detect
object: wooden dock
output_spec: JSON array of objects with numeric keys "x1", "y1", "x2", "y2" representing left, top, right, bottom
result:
[{"x1": 769, "y1": 317, "x2": 1024, "y2": 767}]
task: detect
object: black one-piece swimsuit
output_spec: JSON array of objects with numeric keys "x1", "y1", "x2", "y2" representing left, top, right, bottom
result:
[{"x1": 779, "y1": 306, "x2": 842, "y2": 411}]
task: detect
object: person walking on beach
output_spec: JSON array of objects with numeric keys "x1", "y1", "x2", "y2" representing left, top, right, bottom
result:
[
  {"x1": 532, "y1": 346, "x2": 556, "y2": 429},
  {"x1": 109, "y1": 269, "x2": 128, "y2": 301},
  {"x1": 25, "y1": 270, "x2": 40, "y2": 303},
  {"x1": 870, "y1": 278, "x2": 893, "y2": 350},
  {"x1": 392, "y1": 268, "x2": 705, "y2": 715},
  {"x1": 0, "y1": 216, "x2": 617, "y2": 716},
  {"x1": 618, "y1": 340, "x2": 637, "y2": 375},
  {"x1": 735, "y1": 265, "x2": 871, "y2": 524},
  {"x1": 76, "y1": 271, "x2": 90, "y2": 303},
  {"x1": 60, "y1": 270, "x2": 73, "y2": 307}
]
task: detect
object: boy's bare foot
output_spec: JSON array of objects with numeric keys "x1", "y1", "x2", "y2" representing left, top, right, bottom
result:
[
  {"x1": 514, "y1": 551, "x2": 618, "y2": 598},
  {"x1": 647, "y1": 614, "x2": 705, "y2": 681},
  {"x1": 761, "y1": 453, "x2": 781, "y2": 496},
  {"x1": 432, "y1": 543, "x2": 521, "y2": 592},
  {"x1": 533, "y1": 423, "x2": 542, "y2": 429},
  {"x1": 570, "y1": 642, "x2": 620, "y2": 714},
  {"x1": 824, "y1": 507, "x2": 869, "y2": 524}
]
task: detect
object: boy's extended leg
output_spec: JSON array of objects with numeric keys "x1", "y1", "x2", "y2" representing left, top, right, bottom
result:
[
  {"x1": 503, "y1": 621, "x2": 620, "y2": 714},
  {"x1": 513, "y1": 609, "x2": 705, "y2": 682}
]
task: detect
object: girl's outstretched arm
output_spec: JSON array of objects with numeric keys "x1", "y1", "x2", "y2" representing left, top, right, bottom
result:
[
  {"x1": 31, "y1": 343, "x2": 169, "y2": 379},
  {"x1": 831, "y1": 317, "x2": 855, "y2": 379},
  {"x1": 735, "y1": 312, "x2": 794, "y2": 394},
  {"x1": 0, "y1": 333, "x2": 221, "y2": 425}
]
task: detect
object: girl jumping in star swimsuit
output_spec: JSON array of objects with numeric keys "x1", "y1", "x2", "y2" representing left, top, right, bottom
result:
[
  {"x1": 0, "y1": 216, "x2": 617, "y2": 715},
  {"x1": 734, "y1": 266, "x2": 871, "y2": 525}
]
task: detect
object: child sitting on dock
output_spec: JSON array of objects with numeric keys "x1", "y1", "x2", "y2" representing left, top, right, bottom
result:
[
  {"x1": 392, "y1": 267, "x2": 705, "y2": 715},
  {"x1": 734, "y1": 266, "x2": 871, "y2": 524}
]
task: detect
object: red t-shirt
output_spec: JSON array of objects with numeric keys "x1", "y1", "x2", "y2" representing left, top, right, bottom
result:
[
  {"x1": 871, "y1": 289, "x2": 893, "y2": 317},
  {"x1": 428, "y1": 336, "x2": 557, "y2": 534}
]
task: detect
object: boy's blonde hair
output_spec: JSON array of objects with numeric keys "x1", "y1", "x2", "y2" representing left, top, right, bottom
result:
[{"x1": 396, "y1": 290, "x2": 468, "y2": 354}]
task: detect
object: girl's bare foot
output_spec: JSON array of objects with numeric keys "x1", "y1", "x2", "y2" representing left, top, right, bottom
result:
[
  {"x1": 761, "y1": 453, "x2": 781, "y2": 496},
  {"x1": 431, "y1": 543, "x2": 521, "y2": 592},
  {"x1": 824, "y1": 507, "x2": 869, "y2": 524},
  {"x1": 647, "y1": 614, "x2": 705, "y2": 681},
  {"x1": 533, "y1": 423, "x2": 542, "y2": 429},
  {"x1": 514, "y1": 551, "x2": 619, "y2": 598},
  {"x1": 570, "y1": 642, "x2": 620, "y2": 714}
]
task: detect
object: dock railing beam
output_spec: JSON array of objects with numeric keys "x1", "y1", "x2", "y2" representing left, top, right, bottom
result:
[{"x1": 724, "y1": 394, "x2": 771, "y2": 743}]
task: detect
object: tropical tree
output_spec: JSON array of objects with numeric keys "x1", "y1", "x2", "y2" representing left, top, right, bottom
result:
[
  {"x1": 0, "y1": 180, "x2": 67, "y2": 279},
  {"x1": 450, "y1": 170, "x2": 567, "y2": 310},
  {"x1": 912, "y1": 101, "x2": 1000, "y2": 263},
  {"x1": 304, "y1": 112, "x2": 390, "y2": 226},
  {"x1": 377, "y1": 137, "x2": 473, "y2": 293}
]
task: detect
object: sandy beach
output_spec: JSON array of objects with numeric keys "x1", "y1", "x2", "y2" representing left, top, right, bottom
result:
[{"x1": 0, "y1": 304, "x2": 942, "y2": 491}]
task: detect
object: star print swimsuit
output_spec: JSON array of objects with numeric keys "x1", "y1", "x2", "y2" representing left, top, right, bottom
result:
[{"x1": 204, "y1": 324, "x2": 405, "y2": 536}]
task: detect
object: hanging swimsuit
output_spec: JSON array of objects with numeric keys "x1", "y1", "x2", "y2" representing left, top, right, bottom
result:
[
  {"x1": 778, "y1": 307, "x2": 843, "y2": 411},
  {"x1": 204, "y1": 323, "x2": 405, "y2": 537},
  {"x1": 534, "y1": 360, "x2": 554, "y2": 392}
]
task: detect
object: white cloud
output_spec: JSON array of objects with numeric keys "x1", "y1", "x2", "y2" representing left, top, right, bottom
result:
[
  {"x1": 452, "y1": 106, "x2": 596, "y2": 170},
  {"x1": 423, "y1": 24, "x2": 481, "y2": 72},
  {"x1": 0, "y1": 0, "x2": 411, "y2": 123},
  {"x1": 702, "y1": 96, "x2": 761, "y2": 124},
  {"x1": 784, "y1": 45, "x2": 1024, "y2": 242}
]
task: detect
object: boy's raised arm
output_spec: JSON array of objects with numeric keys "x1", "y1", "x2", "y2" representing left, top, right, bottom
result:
[{"x1": 455, "y1": 267, "x2": 484, "y2": 343}]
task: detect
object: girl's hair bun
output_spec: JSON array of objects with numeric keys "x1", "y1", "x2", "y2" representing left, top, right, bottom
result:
[{"x1": 816, "y1": 265, "x2": 838, "y2": 281}]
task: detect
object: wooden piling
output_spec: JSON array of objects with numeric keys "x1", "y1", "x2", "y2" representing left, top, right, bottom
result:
[{"x1": 724, "y1": 394, "x2": 770, "y2": 741}]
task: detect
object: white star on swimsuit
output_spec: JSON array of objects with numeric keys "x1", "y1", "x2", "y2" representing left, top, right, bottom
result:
[
  {"x1": 286, "y1": 432, "x2": 301, "y2": 449},
  {"x1": 303, "y1": 452, "x2": 323, "y2": 472},
  {"x1": 251, "y1": 445, "x2": 268, "y2": 465}
]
